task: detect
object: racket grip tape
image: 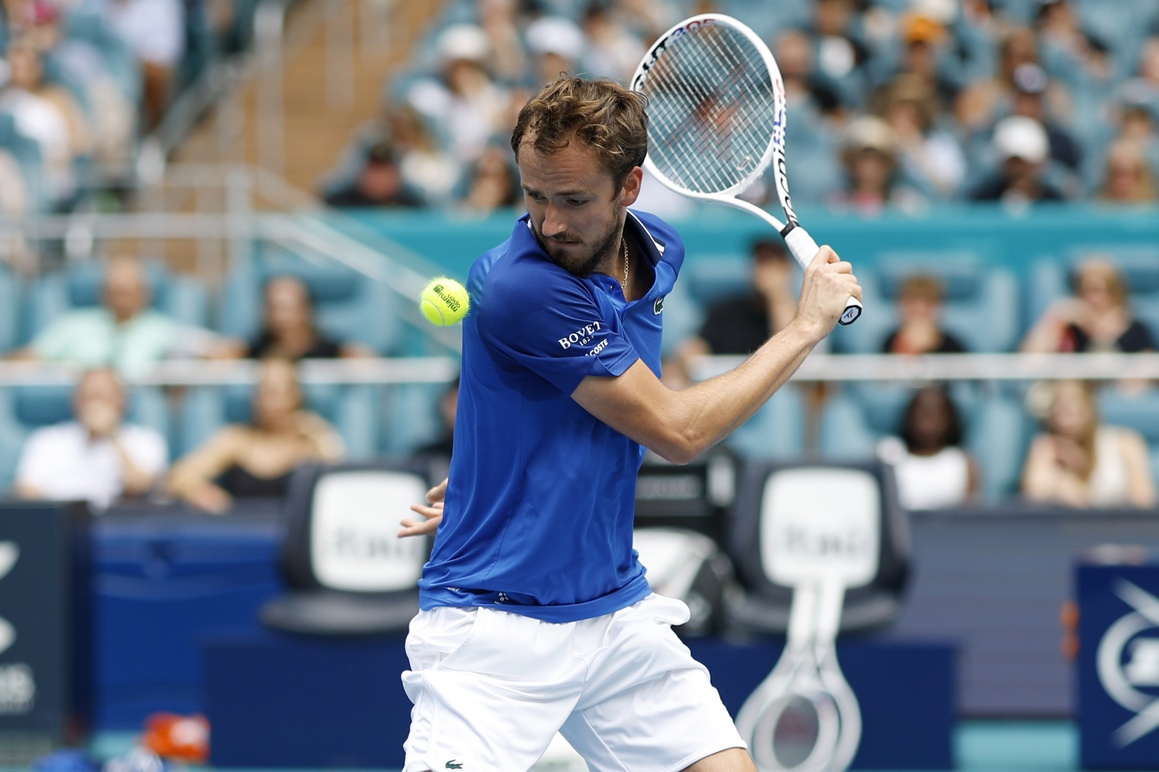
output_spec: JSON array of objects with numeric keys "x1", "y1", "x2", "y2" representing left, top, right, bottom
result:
[{"x1": 782, "y1": 226, "x2": 863, "y2": 326}]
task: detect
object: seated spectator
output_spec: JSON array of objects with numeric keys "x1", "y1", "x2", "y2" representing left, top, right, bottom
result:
[
  {"x1": 774, "y1": 27, "x2": 843, "y2": 122},
  {"x1": 970, "y1": 115, "x2": 1066, "y2": 206},
  {"x1": 323, "y1": 140, "x2": 424, "y2": 209},
  {"x1": 86, "y1": 0, "x2": 185, "y2": 130},
  {"x1": 456, "y1": 143, "x2": 519, "y2": 214},
  {"x1": 830, "y1": 115, "x2": 926, "y2": 215},
  {"x1": 215, "y1": 275, "x2": 374, "y2": 360},
  {"x1": 385, "y1": 103, "x2": 461, "y2": 207},
  {"x1": 891, "y1": 12, "x2": 961, "y2": 117},
  {"x1": 1021, "y1": 379, "x2": 1156, "y2": 509},
  {"x1": 0, "y1": 35, "x2": 91, "y2": 208},
  {"x1": 670, "y1": 239, "x2": 799, "y2": 387},
  {"x1": 30, "y1": 6, "x2": 139, "y2": 173},
  {"x1": 876, "y1": 385, "x2": 979, "y2": 510},
  {"x1": 881, "y1": 274, "x2": 967, "y2": 355},
  {"x1": 14, "y1": 368, "x2": 167, "y2": 509},
  {"x1": 580, "y1": 2, "x2": 645, "y2": 82},
  {"x1": 954, "y1": 26, "x2": 1041, "y2": 138},
  {"x1": 873, "y1": 73, "x2": 966, "y2": 199},
  {"x1": 1021, "y1": 256, "x2": 1157, "y2": 353},
  {"x1": 167, "y1": 358, "x2": 345, "y2": 514},
  {"x1": 1008, "y1": 63, "x2": 1082, "y2": 177},
  {"x1": 1095, "y1": 136, "x2": 1158, "y2": 203},
  {"x1": 8, "y1": 256, "x2": 220, "y2": 377},
  {"x1": 404, "y1": 23, "x2": 514, "y2": 168},
  {"x1": 524, "y1": 15, "x2": 585, "y2": 89}
]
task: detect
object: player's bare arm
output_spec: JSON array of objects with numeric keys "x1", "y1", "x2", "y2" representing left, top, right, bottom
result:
[{"x1": 573, "y1": 247, "x2": 859, "y2": 464}]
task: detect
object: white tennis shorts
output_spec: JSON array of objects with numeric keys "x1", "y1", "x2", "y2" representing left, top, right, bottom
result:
[{"x1": 401, "y1": 593, "x2": 746, "y2": 772}]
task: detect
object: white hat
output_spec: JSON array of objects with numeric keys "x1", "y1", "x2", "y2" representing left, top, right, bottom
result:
[
  {"x1": 525, "y1": 16, "x2": 585, "y2": 61},
  {"x1": 993, "y1": 115, "x2": 1049, "y2": 163},
  {"x1": 437, "y1": 24, "x2": 491, "y2": 65}
]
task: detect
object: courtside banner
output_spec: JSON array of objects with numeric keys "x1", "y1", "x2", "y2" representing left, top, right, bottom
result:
[
  {"x1": 1078, "y1": 563, "x2": 1159, "y2": 769},
  {"x1": 0, "y1": 503, "x2": 92, "y2": 764}
]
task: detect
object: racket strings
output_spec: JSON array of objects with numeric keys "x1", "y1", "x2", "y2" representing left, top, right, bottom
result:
[{"x1": 641, "y1": 25, "x2": 777, "y2": 195}]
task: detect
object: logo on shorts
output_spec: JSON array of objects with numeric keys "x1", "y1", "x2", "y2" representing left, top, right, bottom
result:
[{"x1": 445, "y1": 761, "x2": 464, "y2": 770}]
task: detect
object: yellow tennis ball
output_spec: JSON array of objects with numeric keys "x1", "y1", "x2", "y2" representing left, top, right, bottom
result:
[{"x1": 420, "y1": 277, "x2": 470, "y2": 326}]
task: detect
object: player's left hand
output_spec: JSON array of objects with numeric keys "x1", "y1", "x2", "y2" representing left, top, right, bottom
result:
[{"x1": 398, "y1": 478, "x2": 447, "y2": 538}]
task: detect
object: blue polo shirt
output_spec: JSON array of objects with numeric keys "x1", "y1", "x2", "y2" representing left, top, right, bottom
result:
[{"x1": 418, "y1": 209, "x2": 684, "y2": 622}]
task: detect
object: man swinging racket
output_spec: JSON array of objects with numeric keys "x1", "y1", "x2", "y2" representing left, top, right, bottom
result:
[{"x1": 397, "y1": 75, "x2": 861, "y2": 772}]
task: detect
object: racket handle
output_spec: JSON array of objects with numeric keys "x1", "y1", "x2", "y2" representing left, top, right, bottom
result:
[{"x1": 782, "y1": 227, "x2": 863, "y2": 326}]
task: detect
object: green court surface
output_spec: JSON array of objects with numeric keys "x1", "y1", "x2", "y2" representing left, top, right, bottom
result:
[{"x1": 1, "y1": 720, "x2": 1132, "y2": 772}]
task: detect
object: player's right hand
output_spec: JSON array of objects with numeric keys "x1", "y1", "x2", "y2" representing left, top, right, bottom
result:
[{"x1": 797, "y1": 246, "x2": 862, "y2": 336}]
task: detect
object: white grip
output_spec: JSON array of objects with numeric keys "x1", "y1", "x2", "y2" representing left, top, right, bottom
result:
[{"x1": 782, "y1": 226, "x2": 863, "y2": 326}]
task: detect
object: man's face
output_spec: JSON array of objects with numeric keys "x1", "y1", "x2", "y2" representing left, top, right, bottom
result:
[
  {"x1": 102, "y1": 263, "x2": 150, "y2": 321},
  {"x1": 516, "y1": 135, "x2": 640, "y2": 278},
  {"x1": 264, "y1": 278, "x2": 312, "y2": 333}
]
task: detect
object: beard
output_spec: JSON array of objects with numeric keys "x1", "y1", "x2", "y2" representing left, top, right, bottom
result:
[{"x1": 533, "y1": 212, "x2": 625, "y2": 279}]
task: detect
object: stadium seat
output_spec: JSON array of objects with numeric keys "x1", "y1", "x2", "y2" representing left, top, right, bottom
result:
[
  {"x1": 834, "y1": 251, "x2": 1021, "y2": 353},
  {"x1": 0, "y1": 112, "x2": 48, "y2": 214},
  {"x1": 724, "y1": 383, "x2": 809, "y2": 462},
  {"x1": 0, "y1": 264, "x2": 22, "y2": 354},
  {"x1": 216, "y1": 252, "x2": 402, "y2": 356},
  {"x1": 723, "y1": 458, "x2": 911, "y2": 636},
  {"x1": 258, "y1": 460, "x2": 432, "y2": 636},
  {"x1": 681, "y1": 253, "x2": 751, "y2": 309},
  {"x1": 377, "y1": 382, "x2": 443, "y2": 458},
  {"x1": 659, "y1": 275, "x2": 704, "y2": 361}
]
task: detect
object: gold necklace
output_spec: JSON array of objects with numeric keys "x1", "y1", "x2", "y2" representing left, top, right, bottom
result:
[{"x1": 620, "y1": 238, "x2": 629, "y2": 294}]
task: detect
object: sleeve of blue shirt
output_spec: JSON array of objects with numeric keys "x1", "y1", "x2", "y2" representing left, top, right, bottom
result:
[{"x1": 478, "y1": 253, "x2": 641, "y2": 397}]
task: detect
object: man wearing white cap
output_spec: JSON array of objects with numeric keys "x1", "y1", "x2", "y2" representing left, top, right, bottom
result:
[{"x1": 969, "y1": 115, "x2": 1066, "y2": 205}]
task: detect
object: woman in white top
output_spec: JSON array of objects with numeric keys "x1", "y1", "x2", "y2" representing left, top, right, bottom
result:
[
  {"x1": 1021, "y1": 380, "x2": 1157, "y2": 509},
  {"x1": 877, "y1": 385, "x2": 979, "y2": 510}
]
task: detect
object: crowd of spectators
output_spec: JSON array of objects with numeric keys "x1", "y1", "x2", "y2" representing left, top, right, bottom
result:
[
  {"x1": 2, "y1": 0, "x2": 1158, "y2": 516},
  {"x1": 0, "y1": 0, "x2": 251, "y2": 218},
  {"x1": 317, "y1": 0, "x2": 1159, "y2": 216}
]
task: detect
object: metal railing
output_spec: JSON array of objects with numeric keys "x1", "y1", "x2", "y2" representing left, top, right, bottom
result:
[
  {"x1": 690, "y1": 352, "x2": 1159, "y2": 384},
  {"x1": 0, "y1": 164, "x2": 462, "y2": 354},
  {"x1": 1, "y1": 353, "x2": 1156, "y2": 389}
]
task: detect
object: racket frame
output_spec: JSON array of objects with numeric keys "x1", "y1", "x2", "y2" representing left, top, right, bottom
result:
[{"x1": 630, "y1": 13, "x2": 862, "y2": 326}]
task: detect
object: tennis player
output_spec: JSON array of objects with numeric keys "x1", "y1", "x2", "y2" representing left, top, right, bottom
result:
[{"x1": 398, "y1": 76, "x2": 861, "y2": 772}]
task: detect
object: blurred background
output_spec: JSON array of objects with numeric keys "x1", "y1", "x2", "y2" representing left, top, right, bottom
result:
[{"x1": 2, "y1": 0, "x2": 1159, "y2": 770}]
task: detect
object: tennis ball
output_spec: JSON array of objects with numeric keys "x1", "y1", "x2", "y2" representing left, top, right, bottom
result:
[{"x1": 420, "y1": 277, "x2": 470, "y2": 326}]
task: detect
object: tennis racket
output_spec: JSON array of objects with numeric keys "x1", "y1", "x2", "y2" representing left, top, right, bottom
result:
[
  {"x1": 631, "y1": 14, "x2": 861, "y2": 326},
  {"x1": 735, "y1": 578, "x2": 862, "y2": 772}
]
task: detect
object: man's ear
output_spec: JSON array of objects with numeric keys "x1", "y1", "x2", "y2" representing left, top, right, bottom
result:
[{"x1": 619, "y1": 166, "x2": 644, "y2": 207}]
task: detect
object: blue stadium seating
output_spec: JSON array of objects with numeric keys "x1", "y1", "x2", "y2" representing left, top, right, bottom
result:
[
  {"x1": 0, "y1": 265, "x2": 22, "y2": 354},
  {"x1": 722, "y1": 383, "x2": 808, "y2": 461},
  {"x1": 834, "y1": 251, "x2": 1021, "y2": 354}
]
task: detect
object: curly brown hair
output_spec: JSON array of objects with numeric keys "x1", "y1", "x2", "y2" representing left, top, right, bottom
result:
[{"x1": 510, "y1": 76, "x2": 648, "y2": 189}]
